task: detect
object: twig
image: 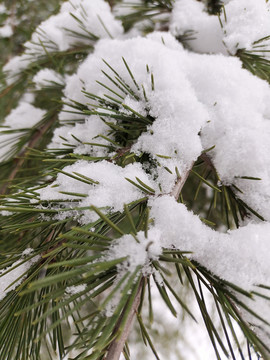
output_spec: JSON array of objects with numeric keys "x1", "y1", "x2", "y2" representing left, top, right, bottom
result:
[
  {"x1": 170, "y1": 161, "x2": 194, "y2": 200},
  {"x1": 0, "y1": 116, "x2": 56, "y2": 195},
  {"x1": 103, "y1": 279, "x2": 144, "y2": 360},
  {"x1": 107, "y1": 0, "x2": 114, "y2": 9}
]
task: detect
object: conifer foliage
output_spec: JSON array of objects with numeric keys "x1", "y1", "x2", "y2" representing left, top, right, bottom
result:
[{"x1": 1, "y1": 0, "x2": 270, "y2": 359}]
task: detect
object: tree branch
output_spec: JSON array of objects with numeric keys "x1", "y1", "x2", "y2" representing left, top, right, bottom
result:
[
  {"x1": 170, "y1": 161, "x2": 194, "y2": 200},
  {"x1": 102, "y1": 163, "x2": 195, "y2": 360},
  {"x1": 103, "y1": 279, "x2": 144, "y2": 360},
  {"x1": 0, "y1": 116, "x2": 56, "y2": 195}
]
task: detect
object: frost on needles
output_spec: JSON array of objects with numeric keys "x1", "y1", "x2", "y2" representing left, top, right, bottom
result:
[{"x1": 1, "y1": 0, "x2": 270, "y2": 359}]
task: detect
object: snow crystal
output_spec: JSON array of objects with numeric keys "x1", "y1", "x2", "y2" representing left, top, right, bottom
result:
[
  {"x1": 0, "y1": 250, "x2": 40, "y2": 301},
  {"x1": 33, "y1": 68, "x2": 65, "y2": 90},
  {"x1": 38, "y1": 160, "x2": 157, "y2": 223}
]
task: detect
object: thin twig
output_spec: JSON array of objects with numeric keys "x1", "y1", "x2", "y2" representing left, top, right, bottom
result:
[
  {"x1": 0, "y1": 116, "x2": 56, "y2": 195},
  {"x1": 170, "y1": 161, "x2": 194, "y2": 200},
  {"x1": 107, "y1": 0, "x2": 114, "y2": 9},
  {"x1": 103, "y1": 279, "x2": 144, "y2": 360}
]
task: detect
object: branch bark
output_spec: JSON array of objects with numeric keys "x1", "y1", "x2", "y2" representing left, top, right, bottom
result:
[
  {"x1": 0, "y1": 116, "x2": 56, "y2": 195},
  {"x1": 103, "y1": 279, "x2": 144, "y2": 360},
  {"x1": 170, "y1": 161, "x2": 194, "y2": 200}
]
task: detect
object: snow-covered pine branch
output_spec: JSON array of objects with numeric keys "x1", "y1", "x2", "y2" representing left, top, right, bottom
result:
[{"x1": 1, "y1": 0, "x2": 270, "y2": 359}]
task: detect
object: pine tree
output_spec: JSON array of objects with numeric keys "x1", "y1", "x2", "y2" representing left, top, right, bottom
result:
[{"x1": 1, "y1": 0, "x2": 270, "y2": 359}]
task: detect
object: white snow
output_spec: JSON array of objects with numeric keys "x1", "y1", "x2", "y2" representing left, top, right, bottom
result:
[
  {"x1": 184, "y1": 52, "x2": 270, "y2": 221},
  {"x1": 0, "y1": 249, "x2": 40, "y2": 301},
  {"x1": 3, "y1": 0, "x2": 123, "y2": 84},
  {"x1": 33, "y1": 68, "x2": 65, "y2": 90},
  {"x1": 2, "y1": 0, "x2": 270, "y2": 355},
  {"x1": 170, "y1": 0, "x2": 226, "y2": 54},
  {"x1": 25, "y1": 28, "x2": 270, "y2": 350},
  {"x1": 38, "y1": 160, "x2": 157, "y2": 223},
  {"x1": 65, "y1": 284, "x2": 86, "y2": 295},
  {"x1": 3, "y1": 54, "x2": 31, "y2": 85},
  {"x1": 0, "y1": 4, "x2": 7, "y2": 14},
  {"x1": 0, "y1": 101, "x2": 45, "y2": 161},
  {"x1": 0, "y1": 23, "x2": 13, "y2": 38},
  {"x1": 170, "y1": 0, "x2": 270, "y2": 55},
  {"x1": 4, "y1": 101, "x2": 45, "y2": 129},
  {"x1": 108, "y1": 229, "x2": 162, "y2": 274},
  {"x1": 25, "y1": 0, "x2": 123, "y2": 54},
  {"x1": 59, "y1": 33, "x2": 209, "y2": 192},
  {"x1": 149, "y1": 195, "x2": 270, "y2": 346},
  {"x1": 48, "y1": 115, "x2": 109, "y2": 157},
  {"x1": 224, "y1": 0, "x2": 270, "y2": 54}
]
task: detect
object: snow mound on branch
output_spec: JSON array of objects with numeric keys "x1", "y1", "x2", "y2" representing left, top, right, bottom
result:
[
  {"x1": 55, "y1": 33, "x2": 270, "y2": 220},
  {"x1": 149, "y1": 195, "x2": 270, "y2": 347},
  {"x1": 185, "y1": 52, "x2": 270, "y2": 221},
  {"x1": 3, "y1": 0, "x2": 123, "y2": 83},
  {"x1": 58, "y1": 33, "x2": 208, "y2": 192},
  {"x1": 33, "y1": 68, "x2": 65, "y2": 90},
  {"x1": 0, "y1": 100, "x2": 45, "y2": 161},
  {"x1": 48, "y1": 115, "x2": 109, "y2": 157},
  {"x1": 108, "y1": 229, "x2": 162, "y2": 274},
  {"x1": 224, "y1": 0, "x2": 270, "y2": 54},
  {"x1": 43, "y1": 33, "x2": 270, "y2": 342},
  {"x1": 38, "y1": 160, "x2": 157, "y2": 224},
  {"x1": 170, "y1": 0, "x2": 270, "y2": 55},
  {"x1": 170, "y1": 0, "x2": 225, "y2": 54},
  {"x1": 25, "y1": 0, "x2": 123, "y2": 53},
  {"x1": 0, "y1": 249, "x2": 40, "y2": 301}
]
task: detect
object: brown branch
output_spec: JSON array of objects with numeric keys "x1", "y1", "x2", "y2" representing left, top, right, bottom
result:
[
  {"x1": 170, "y1": 161, "x2": 194, "y2": 200},
  {"x1": 107, "y1": 0, "x2": 114, "y2": 10},
  {"x1": 0, "y1": 116, "x2": 56, "y2": 195},
  {"x1": 103, "y1": 279, "x2": 144, "y2": 360}
]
